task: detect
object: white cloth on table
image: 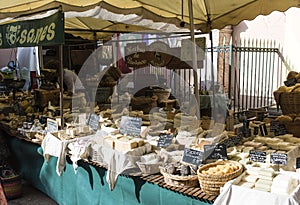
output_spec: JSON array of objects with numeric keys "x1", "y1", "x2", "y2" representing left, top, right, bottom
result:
[
  {"x1": 68, "y1": 137, "x2": 91, "y2": 174},
  {"x1": 89, "y1": 134, "x2": 152, "y2": 190},
  {"x1": 41, "y1": 132, "x2": 69, "y2": 176},
  {"x1": 214, "y1": 172, "x2": 300, "y2": 205}
]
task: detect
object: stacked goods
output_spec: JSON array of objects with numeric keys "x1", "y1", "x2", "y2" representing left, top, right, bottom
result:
[
  {"x1": 152, "y1": 88, "x2": 171, "y2": 103},
  {"x1": 238, "y1": 167, "x2": 275, "y2": 191},
  {"x1": 273, "y1": 71, "x2": 300, "y2": 115},
  {"x1": 274, "y1": 115, "x2": 300, "y2": 137},
  {"x1": 237, "y1": 167, "x2": 300, "y2": 195},
  {"x1": 131, "y1": 95, "x2": 158, "y2": 114},
  {"x1": 197, "y1": 160, "x2": 243, "y2": 195},
  {"x1": 271, "y1": 174, "x2": 299, "y2": 195},
  {"x1": 226, "y1": 134, "x2": 300, "y2": 173}
]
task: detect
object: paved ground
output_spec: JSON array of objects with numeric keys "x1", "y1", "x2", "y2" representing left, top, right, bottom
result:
[{"x1": 7, "y1": 181, "x2": 58, "y2": 205}]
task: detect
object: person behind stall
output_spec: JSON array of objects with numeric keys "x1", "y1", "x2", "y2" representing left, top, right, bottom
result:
[{"x1": 44, "y1": 60, "x2": 89, "y2": 102}]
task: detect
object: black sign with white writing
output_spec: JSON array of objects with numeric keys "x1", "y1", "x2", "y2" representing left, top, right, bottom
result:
[
  {"x1": 296, "y1": 158, "x2": 300, "y2": 169},
  {"x1": 270, "y1": 152, "x2": 288, "y2": 165},
  {"x1": 87, "y1": 113, "x2": 100, "y2": 131},
  {"x1": 204, "y1": 144, "x2": 228, "y2": 160},
  {"x1": 249, "y1": 150, "x2": 266, "y2": 163},
  {"x1": 157, "y1": 134, "x2": 173, "y2": 147},
  {"x1": 182, "y1": 148, "x2": 203, "y2": 166},
  {"x1": 120, "y1": 116, "x2": 142, "y2": 136},
  {"x1": 220, "y1": 132, "x2": 243, "y2": 147},
  {"x1": 284, "y1": 78, "x2": 297, "y2": 87},
  {"x1": 270, "y1": 121, "x2": 288, "y2": 136}
]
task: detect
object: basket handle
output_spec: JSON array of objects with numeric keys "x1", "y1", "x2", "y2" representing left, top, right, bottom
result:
[{"x1": 290, "y1": 84, "x2": 300, "y2": 92}]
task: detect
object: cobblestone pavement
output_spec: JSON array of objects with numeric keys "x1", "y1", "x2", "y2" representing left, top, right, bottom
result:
[{"x1": 7, "y1": 181, "x2": 58, "y2": 205}]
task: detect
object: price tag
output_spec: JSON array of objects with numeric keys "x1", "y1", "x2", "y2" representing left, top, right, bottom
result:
[
  {"x1": 119, "y1": 116, "x2": 142, "y2": 136},
  {"x1": 182, "y1": 148, "x2": 203, "y2": 166},
  {"x1": 204, "y1": 144, "x2": 228, "y2": 160},
  {"x1": 270, "y1": 152, "x2": 288, "y2": 165},
  {"x1": 157, "y1": 134, "x2": 173, "y2": 147},
  {"x1": 87, "y1": 113, "x2": 100, "y2": 131},
  {"x1": 284, "y1": 78, "x2": 297, "y2": 87},
  {"x1": 220, "y1": 133, "x2": 243, "y2": 147},
  {"x1": 249, "y1": 150, "x2": 266, "y2": 163},
  {"x1": 270, "y1": 121, "x2": 288, "y2": 136},
  {"x1": 296, "y1": 158, "x2": 300, "y2": 169},
  {"x1": 47, "y1": 118, "x2": 58, "y2": 133}
]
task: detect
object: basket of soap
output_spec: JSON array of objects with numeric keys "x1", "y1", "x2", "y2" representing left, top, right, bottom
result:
[
  {"x1": 160, "y1": 162, "x2": 199, "y2": 188},
  {"x1": 197, "y1": 160, "x2": 243, "y2": 195}
]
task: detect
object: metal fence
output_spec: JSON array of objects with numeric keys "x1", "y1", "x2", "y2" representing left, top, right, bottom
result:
[
  {"x1": 132, "y1": 38, "x2": 290, "y2": 115},
  {"x1": 219, "y1": 39, "x2": 289, "y2": 113}
]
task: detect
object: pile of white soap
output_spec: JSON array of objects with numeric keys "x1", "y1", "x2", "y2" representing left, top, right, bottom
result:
[
  {"x1": 238, "y1": 167, "x2": 300, "y2": 195},
  {"x1": 271, "y1": 174, "x2": 299, "y2": 195}
]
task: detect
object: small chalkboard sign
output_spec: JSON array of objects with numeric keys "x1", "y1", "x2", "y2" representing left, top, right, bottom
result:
[
  {"x1": 119, "y1": 116, "x2": 142, "y2": 136},
  {"x1": 220, "y1": 132, "x2": 243, "y2": 147},
  {"x1": 182, "y1": 148, "x2": 203, "y2": 166},
  {"x1": 47, "y1": 118, "x2": 58, "y2": 133},
  {"x1": 249, "y1": 150, "x2": 266, "y2": 163},
  {"x1": 270, "y1": 121, "x2": 288, "y2": 136},
  {"x1": 270, "y1": 152, "x2": 288, "y2": 165},
  {"x1": 204, "y1": 144, "x2": 228, "y2": 160},
  {"x1": 296, "y1": 157, "x2": 300, "y2": 169},
  {"x1": 157, "y1": 134, "x2": 173, "y2": 147},
  {"x1": 87, "y1": 113, "x2": 100, "y2": 131},
  {"x1": 284, "y1": 77, "x2": 297, "y2": 87}
]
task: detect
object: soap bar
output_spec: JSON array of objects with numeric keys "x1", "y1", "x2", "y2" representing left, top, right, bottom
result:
[
  {"x1": 271, "y1": 174, "x2": 299, "y2": 194},
  {"x1": 242, "y1": 174, "x2": 259, "y2": 183},
  {"x1": 258, "y1": 168, "x2": 275, "y2": 178},
  {"x1": 114, "y1": 138, "x2": 138, "y2": 151},
  {"x1": 255, "y1": 178, "x2": 272, "y2": 191},
  {"x1": 238, "y1": 181, "x2": 255, "y2": 188}
]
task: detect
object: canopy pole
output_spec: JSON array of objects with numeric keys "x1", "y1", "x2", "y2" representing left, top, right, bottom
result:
[
  {"x1": 188, "y1": 0, "x2": 200, "y2": 119},
  {"x1": 210, "y1": 31, "x2": 216, "y2": 115},
  {"x1": 59, "y1": 44, "x2": 64, "y2": 128}
]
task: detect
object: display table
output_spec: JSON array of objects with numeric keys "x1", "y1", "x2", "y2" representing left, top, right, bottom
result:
[{"x1": 5, "y1": 135, "x2": 213, "y2": 205}]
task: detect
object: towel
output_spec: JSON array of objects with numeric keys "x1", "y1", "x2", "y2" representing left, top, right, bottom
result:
[{"x1": 41, "y1": 133, "x2": 68, "y2": 176}]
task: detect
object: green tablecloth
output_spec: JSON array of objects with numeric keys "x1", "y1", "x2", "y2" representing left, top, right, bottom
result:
[{"x1": 7, "y1": 137, "x2": 212, "y2": 205}]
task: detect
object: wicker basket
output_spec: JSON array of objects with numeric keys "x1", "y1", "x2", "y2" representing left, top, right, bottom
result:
[
  {"x1": 0, "y1": 168, "x2": 22, "y2": 200},
  {"x1": 274, "y1": 89, "x2": 300, "y2": 115},
  {"x1": 197, "y1": 160, "x2": 243, "y2": 195},
  {"x1": 137, "y1": 162, "x2": 162, "y2": 175},
  {"x1": 160, "y1": 169, "x2": 199, "y2": 188},
  {"x1": 152, "y1": 89, "x2": 171, "y2": 103},
  {"x1": 131, "y1": 96, "x2": 158, "y2": 114},
  {"x1": 282, "y1": 121, "x2": 300, "y2": 137}
]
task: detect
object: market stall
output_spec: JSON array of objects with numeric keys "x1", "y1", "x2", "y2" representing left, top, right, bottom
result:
[{"x1": 1, "y1": 2, "x2": 300, "y2": 205}]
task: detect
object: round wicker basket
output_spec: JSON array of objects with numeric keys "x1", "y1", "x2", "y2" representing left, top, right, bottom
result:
[
  {"x1": 197, "y1": 160, "x2": 243, "y2": 195},
  {"x1": 274, "y1": 89, "x2": 300, "y2": 115},
  {"x1": 160, "y1": 169, "x2": 199, "y2": 188},
  {"x1": 152, "y1": 89, "x2": 171, "y2": 102}
]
